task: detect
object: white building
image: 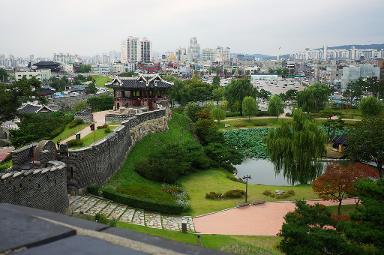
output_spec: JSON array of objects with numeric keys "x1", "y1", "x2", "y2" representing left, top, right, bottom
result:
[
  {"x1": 188, "y1": 37, "x2": 200, "y2": 62},
  {"x1": 91, "y1": 64, "x2": 111, "y2": 74},
  {"x1": 121, "y1": 36, "x2": 152, "y2": 64},
  {"x1": 341, "y1": 64, "x2": 380, "y2": 90},
  {"x1": 15, "y1": 69, "x2": 51, "y2": 81}
]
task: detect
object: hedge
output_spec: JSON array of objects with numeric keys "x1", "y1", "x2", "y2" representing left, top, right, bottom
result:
[{"x1": 102, "y1": 188, "x2": 186, "y2": 214}]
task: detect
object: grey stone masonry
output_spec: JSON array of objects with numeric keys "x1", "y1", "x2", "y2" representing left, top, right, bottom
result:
[{"x1": 69, "y1": 195, "x2": 195, "y2": 232}]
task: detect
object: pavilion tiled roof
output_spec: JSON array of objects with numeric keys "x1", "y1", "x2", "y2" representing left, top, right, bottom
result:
[{"x1": 107, "y1": 74, "x2": 173, "y2": 89}]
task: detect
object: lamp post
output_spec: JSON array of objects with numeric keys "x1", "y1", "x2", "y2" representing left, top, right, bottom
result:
[{"x1": 242, "y1": 175, "x2": 251, "y2": 204}]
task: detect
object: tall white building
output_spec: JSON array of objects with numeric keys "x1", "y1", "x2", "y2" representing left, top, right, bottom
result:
[
  {"x1": 341, "y1": 64, "x2": 380, "y2": 91},
  {"x1": 121, "y1": 36, "x2": 152, "y2": 64},
  {"x1": 121, "y1": 36, "x2": 141, "y2": 64},
  {"x1": 188, "y1": 37, "x2": 200, "y2": 62}
]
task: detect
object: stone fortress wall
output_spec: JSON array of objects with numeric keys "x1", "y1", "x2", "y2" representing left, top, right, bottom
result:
[
  {"x1": 0, "y1": 141, "x2": 68, "y2": 212},
  {"x1": 0, "y1": 109, "x2": 169, "y2": 212},
  {"x1": 60, "y1": 109, "x2": 168, "y2": 192}
]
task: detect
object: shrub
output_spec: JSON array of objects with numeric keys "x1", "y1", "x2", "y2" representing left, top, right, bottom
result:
[
  {"x1": 97, "y1": 124, "x2": 109, "y2": 129},
  {"x1": 287, "y1": 190, "x2": 295, "y2": 196},
  {"x1": 262, "y1": 190, "x2": 272, "y2": 196},
  {"x1": 67, "y1": 139, "x2": 84, "y2": 147},
  {"x1": 223, "y1": 189, "x2": 245, "y2": 199},
  {"x1": 95, "y1": 213, "x2": 109, "y2": 224},
  {"x1": 68, "y1": 118, "x2": 84, "y2": 128},
  {"x1": 87, "y1": 185, "x2": 101, "y2": 196},
  {"x1": 135, "y1": 143, "x2": 209, "y2": 183},
  {"x1": 102, "y1": 188, "x2": 187, "y2": 214},
  {"x1": 87, "y1": 95, "x2": 113, "y2": 112},
  {"x1": 225, "y1": 111, "x2": 241, "y2": 117},
  {"x1": 104, "y1": 127, "x2": 112, "y2": 134},
  {"x1": 205, "y1": 192, "x2": 223, "y2": 200}
]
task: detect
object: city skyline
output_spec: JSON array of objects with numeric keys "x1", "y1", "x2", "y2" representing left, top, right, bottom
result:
[{"x1": 1, "y1": 0, "x2": 384, "y2": 57}]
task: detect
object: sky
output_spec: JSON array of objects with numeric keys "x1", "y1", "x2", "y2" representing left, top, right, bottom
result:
[{"x1": 1, "y1": 0, "x2": 384, "y2": 57}]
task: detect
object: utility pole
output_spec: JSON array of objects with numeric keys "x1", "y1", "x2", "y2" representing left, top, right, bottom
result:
[{"x1": 242, "y1": 175, "x2": 251, "y2": 203}]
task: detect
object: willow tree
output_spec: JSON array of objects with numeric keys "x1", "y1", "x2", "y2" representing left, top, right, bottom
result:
[{"x1": 266, "y1": 109, "x2": 326, "y2": 184}]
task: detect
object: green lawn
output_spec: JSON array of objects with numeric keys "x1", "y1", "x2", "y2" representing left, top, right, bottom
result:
[
  {"x1": 91, "y1": 75, "x2": 112, "y2": 87},
  {"x1": 180, "y1": 169, "x2": 317, "y2": 216},
  {"x1": 52, "y1": 123, "x2": 88, "y2": 143},
  {"x1": 220, "y1": 117, "x2": 289, "y2": 129},
  {"x1": 103, "y1": 113, "x2": 200, "y2": 205},
  {"x1": 117, "y1": 222, "x2": 282, "y2": 255},
  {"x1": 70, "y1": 125, "x2": 118, "y2": 148},
  {"x1": 0, "y1": 160, "x2": 12, "y2": 171}
]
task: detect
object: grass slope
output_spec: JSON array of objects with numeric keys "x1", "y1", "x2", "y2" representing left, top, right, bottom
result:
[
  {"x1": 180, "y1": 169, "x2": 316, "y2": 216},
  {"x1": 91, "y1": 75, "x2": 112, "y2": 87},
  {"x1": 104, "y1": 113, "x2": 200, "y2": 205},
  {"x1": 52, "y1": 123, "x2": 88, "y2": 143},
  {"x1": 117, "y1": 222, "x2": 282, "y2": 255}
]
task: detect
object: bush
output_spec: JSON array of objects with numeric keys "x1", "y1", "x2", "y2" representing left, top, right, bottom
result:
[
  {"x1": 135, "y1": 143, "x2": 209, "y2": 183},
  {"x1": 67, "y1": 139, "x2": 84, "y2": 147},
  {"x1": 68, "y1": 118, "x2": 84, "y2": 128},
  {"x1": 223, "y1": 189, "x2": 245, "y2": 199},
  {"x1": 97, "y1": 124, "x2": 109, "y2": 129},
  {"x1": 287, "y1": 190, "x2": 295, "y2": 196},
  {"x1": 262, "y1": 190, "x2": 272, "y2": 196},
  {"x1": 205, "y1": 192, "x2": 223, "y2": 200},
  {"x1": 87, "y1": 185, "x2": 101, "y2": 196},
  {"x1": 87, "y1": 95, "x2": 113, "y2": 112},
  {"x1": 225, "y1": 111, "x2": 241, "y2": 117},
  {"x1": 102, "y1": 188, "x2": 187, "y2": 214},
  {"x1": 104, "y1": 127, "x2": 112, "y2": 134},
  {"x1": 95, "y1": 213, "x2": 109, "y2": 224}
]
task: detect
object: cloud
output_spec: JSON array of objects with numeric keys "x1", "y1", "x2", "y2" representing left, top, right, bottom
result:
[{"x1": 0, "y1": 0, "x2": 383, "y2": 56}]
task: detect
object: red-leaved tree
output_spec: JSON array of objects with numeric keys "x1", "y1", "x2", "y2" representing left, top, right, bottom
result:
[{"x1": 312, "y1": 163, "x2": 378, "y2": 215}]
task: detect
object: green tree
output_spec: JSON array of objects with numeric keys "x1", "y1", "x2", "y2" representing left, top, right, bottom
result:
[
  {"x1": 259, "y1": 89, "x2": 271, "y2": 100},
  {"x1": 212, "y1": 107, "x2": 226, "y2": 123},
  {"x1": 87, "y1": 95, "x2": 113, "y2": 111},
  {"x1": 347, "y1": 118, "x2": 384, "y2": 177},
  {"x1": 0, "y1": 68, "x2": 9, "y2": 82},
  {"x1": 212, "y1": 76, "x2": 220, "y2": 86},
  {"x1": 78, "y1": 64, "x2": 91, "y2": 73},
  {"x1": 268, "y1": 95, "x2": 284, "y2": 117},
  {"x1": 343, "y1": 79, "x2": 364, "y2": 106},
  {"x1": 337, "y1": 179, "x2": 384, "y2": 254},
  {"x1": 224, "y1": 78, "x2": 257, "y2": 115},
  {"x1": 297, "y1": 83, "x2": 330, "y2": 112},
  {"x1": 359, "y1": 96, "x2": 383, "y2": 117},
  {"x1": 242, "y1": 96, "x2": 258, "y2": 120},
  {"x1": 184, "y1": 102, "x2": 201, "y2": 122},
  {"x1": 85, "y1": 81, "x2": 97, "y2": 94},
  {"x1": 266, "y1": 109, "x2": 326, "y2": 184},
  {"x1": 204, "y1": 143, "x2": 243, "y2": 170},
  {"x1": 48, "y1": 76, "x2": 69, "y2": 91},
  {"x1": 212, "y1": 87, "x2": 224, "y2": 105},
  {"x1": 0, "y1": 77, "x2": 42, "y2": 120},
  {"x1": 279, "y1": 201, "x2": 351, "y2": 255}
]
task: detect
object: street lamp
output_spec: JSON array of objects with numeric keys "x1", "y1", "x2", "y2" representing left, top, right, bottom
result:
[{"x1": 242, "y1": 175, "x2": 252, "y2": 204}]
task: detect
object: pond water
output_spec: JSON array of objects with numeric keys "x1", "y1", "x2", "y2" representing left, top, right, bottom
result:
[{"x1": 235, "y1": 159, "x2": 328, "y2": 186}]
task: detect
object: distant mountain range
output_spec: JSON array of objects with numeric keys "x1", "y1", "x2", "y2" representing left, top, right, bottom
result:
[
  {"x1": 233, "y1": 43, "x2": 384, "y2": 61},
  {"x1": 316, "y1": 43, "x2": 384, "y2": 50}
]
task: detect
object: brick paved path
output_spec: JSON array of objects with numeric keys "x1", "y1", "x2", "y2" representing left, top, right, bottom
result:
[{"x1": 69, "y1": 195, "x2": 195, "y2": 232}]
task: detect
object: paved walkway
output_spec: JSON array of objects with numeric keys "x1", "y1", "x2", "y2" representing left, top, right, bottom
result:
[
  {"x1": 61, "y1": 111, "x2": 110, "y2": 144},
  {"x1": 69, "y1": 195, "x2": 195, "y2": 232},
  {"x1": 193, "y1": 198, "x2": 358, "y2": 236}
]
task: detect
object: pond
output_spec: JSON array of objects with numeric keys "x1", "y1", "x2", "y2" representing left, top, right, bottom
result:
[{"x1": 235, "y1": 159, "x2": 328, "y2": 186}]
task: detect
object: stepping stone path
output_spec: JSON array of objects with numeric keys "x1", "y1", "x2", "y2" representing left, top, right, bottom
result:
[{"x1": 69, "y1": 195, "x2": 195, "y2": 232}]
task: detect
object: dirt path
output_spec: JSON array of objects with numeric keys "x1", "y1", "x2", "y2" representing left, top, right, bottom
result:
[
  {"x1": 61, "y1": 111, "x2": 110, "y2": 144},
  {"x1": 193, "y1": 198, "x2": 357, "y2": 236}
]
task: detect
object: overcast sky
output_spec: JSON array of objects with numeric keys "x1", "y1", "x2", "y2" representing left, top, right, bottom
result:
[{"x1": 1, "y1": 0, "x2": 383, "y2": 57}]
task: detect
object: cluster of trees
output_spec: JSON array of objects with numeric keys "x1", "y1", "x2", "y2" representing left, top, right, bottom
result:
[
  {"x1": 279, "y1": 178, "x2": 384, "y2": 255},
  {"x1": 10, "y1": 112, "x2": 74, "y2": 147},
  {"x1": 0, "y1": 77, "x2": 44, "y2": 121},
  {"x1": 77, "y1": 64, "x2": 92, "y2": 73},
  {"x1": 134, "y1": 108, "x2": 243, "y2": 183},
  {"x1": 343, "y1": 77, "x2": 384, "y2": 105},
  {"x1": 48, "y1": 74, "x2": 97, "y2": 93},
  {"x1": 0, "y1": 68, "x2": 9, "y2": 82},
  {"x1": 297, "y1": 83, "x2": 331, "y2": 113}
]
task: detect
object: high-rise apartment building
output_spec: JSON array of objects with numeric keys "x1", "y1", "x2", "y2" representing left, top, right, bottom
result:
[
  {"x1": 140, "y1": 38, "x2": 152, "y2": 63},
  {"x1": 121, "y1": 36, "x2": 151, "y2": 64},
  {"x1": 188, "y1": 37, "x2": 200, "y2": 62}
]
